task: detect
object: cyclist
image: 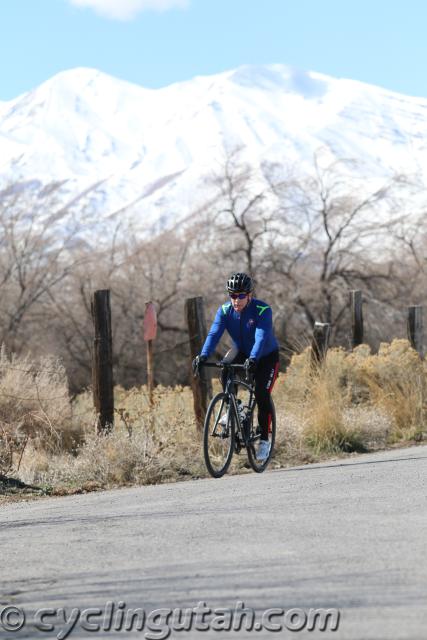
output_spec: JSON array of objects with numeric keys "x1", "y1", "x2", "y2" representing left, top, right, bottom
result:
[{"x1": 193, "y1": 272, "x2": 280, "y2": 462}]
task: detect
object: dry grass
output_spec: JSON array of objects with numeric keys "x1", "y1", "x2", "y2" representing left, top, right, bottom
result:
[
  {"x1": 278, "y1": 339, "x2": 426, "y2": 455},
  {"x1": 347, "y1": 341, "x2": 427, "y2": 442},
  {"x1": 0, "y1": 344, "x2": 73, "y2": 476},
  {"x1": 1, "y1": 339, "x2": 426, "y2": 496},
  {"x1": 18, "y1": 385, "x2": 206, "y2": 492}
]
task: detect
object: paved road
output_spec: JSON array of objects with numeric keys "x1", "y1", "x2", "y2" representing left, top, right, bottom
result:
[{"x1": 1, "y1": 445, "x2": 427, "y2": 640}]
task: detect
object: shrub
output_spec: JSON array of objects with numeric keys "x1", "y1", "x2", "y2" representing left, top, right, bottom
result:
[
  {"x1": 346, "y1": 340, "x2": 427, "y2": 441},
  {"x1": 0, "y1": 345, "x2": 73, "y2": 474},
  {"x1": 280, "y1": 339, "x2": 426, "y2": 453}
]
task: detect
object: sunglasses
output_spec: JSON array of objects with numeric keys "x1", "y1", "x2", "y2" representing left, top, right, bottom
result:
[{"x1": 229, "y1": 293, "x2": 248, "y2": 300}]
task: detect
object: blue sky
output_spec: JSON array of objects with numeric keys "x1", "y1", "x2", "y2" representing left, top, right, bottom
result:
[{"x1": 1, "y1": 0, "x2": 426, "y2": 100}]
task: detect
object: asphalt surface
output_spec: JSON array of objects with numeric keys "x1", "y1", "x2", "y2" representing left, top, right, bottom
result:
[{"x1": 1, "y1": 445, "x2": 427, "y2": 640}]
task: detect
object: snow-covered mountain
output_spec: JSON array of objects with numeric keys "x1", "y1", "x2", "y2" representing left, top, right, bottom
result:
[{"x1": 1, "y1": 64, "x2": 427, "y2": 234}]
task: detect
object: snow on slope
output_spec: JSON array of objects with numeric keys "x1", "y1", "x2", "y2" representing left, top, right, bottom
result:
[{"x1": 1, "y1": 64, "x2": 427, "y2": 234}]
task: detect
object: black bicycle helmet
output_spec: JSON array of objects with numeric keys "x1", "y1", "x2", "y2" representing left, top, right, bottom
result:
[{"x1": 226, "y1": 272, "x2": 253, "y2": 293}]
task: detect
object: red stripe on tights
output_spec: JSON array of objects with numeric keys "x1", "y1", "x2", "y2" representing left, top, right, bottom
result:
[{"x1": 268, "y1": 362, "x2": 280, "y2": 432}]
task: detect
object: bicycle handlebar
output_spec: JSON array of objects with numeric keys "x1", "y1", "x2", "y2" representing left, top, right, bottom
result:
[
  {"x1": 202, "y1": 361, "x2": 247, "y2": 370},
  {"x1": 197, "y1": 360, "x2": 254, "y2": 384}
]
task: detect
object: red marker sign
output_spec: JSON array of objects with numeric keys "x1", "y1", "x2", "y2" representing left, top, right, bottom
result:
[{"x1": 143, "y1": 302, "x2": 157, "y2": 342}]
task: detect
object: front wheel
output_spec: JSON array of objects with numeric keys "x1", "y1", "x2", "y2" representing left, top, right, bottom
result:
[
  {"x1": 203, "y1": 392, "x2": 235, "y2": 478},
  {"x1": 246, "y1": 399, "x2": 276, "y2": 473}
]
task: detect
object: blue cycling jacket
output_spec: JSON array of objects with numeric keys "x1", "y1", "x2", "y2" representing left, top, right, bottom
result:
[{"x1": 201, "y1": 298, "x2": 279, "y2": 360}]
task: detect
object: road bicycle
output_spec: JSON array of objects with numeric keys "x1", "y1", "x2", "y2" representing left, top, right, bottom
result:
[{"x1": 201, "y1": 361, "x2": 276, "y2": 478}]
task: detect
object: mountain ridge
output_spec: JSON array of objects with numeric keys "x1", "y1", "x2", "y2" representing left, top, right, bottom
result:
[{"x1": 1, "y1": 64, "x2": 426, "y2": 234}]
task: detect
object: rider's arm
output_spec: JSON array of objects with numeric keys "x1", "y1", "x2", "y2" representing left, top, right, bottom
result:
[
  {"x1": 201, "y1": 306, "x2": 227, "y2": 358},
  {"x1": 250, "y1": 306, "x2": 273, "y2": 360}
]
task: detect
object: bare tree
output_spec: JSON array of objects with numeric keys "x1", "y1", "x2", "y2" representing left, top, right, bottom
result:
[
  {"x1": 45, "y1": 221, "x2": 195, "y2": 389},
  {"x1": 0, "y1": 180, "x2": 96, "y2": 351},
  {"x1": 263, "y1": 150, "x2": 419, "y2": 344},
  {"x1": 205, "y1": 147, "x2": 287, "y2": 276}
]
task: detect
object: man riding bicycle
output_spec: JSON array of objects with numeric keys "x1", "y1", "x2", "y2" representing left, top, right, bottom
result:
[{"x1": 193, "y1": 272, "x2": 280, "y2": 462}]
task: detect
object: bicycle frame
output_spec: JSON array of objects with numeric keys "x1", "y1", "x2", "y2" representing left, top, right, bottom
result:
[{"x1": 203, "y1": 362, "x2": 257, "y2": 447}]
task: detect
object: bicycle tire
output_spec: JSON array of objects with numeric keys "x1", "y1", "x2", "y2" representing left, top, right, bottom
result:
[
  {"x1": 203, "y1": 392, "x2": 236, "y2": 478},
  {"x1": 246, "y1": 398, "x2": 276, "y2": 473}
]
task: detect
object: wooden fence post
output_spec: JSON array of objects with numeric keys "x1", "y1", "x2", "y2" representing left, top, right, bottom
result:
[
  {"x1": 91, "y1": 289, "x2": 114, "y2": 433},
  {"x1": 185, "y1": 296, "x2": 212, "y2": 431},
  {"x1": 407, "y1": 305, "x2": 424, "y2": 357},
  {"x1": 350, "y1": 290, "x2": 364, "y2": 349},
  {"x1": 311, "y1": 322, "x2": 331, "y2": 368},
  {"x1": 143, "y1": 301, "x2": 158, "y2": 407}
]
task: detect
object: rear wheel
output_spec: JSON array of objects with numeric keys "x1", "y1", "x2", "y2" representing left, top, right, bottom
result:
[
  {"x1": 203, "y1": 392, "x2": 235, "y2": 478},
  {"x1": 246, "y1": 399, "x2": 276, "y2": 473}
]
